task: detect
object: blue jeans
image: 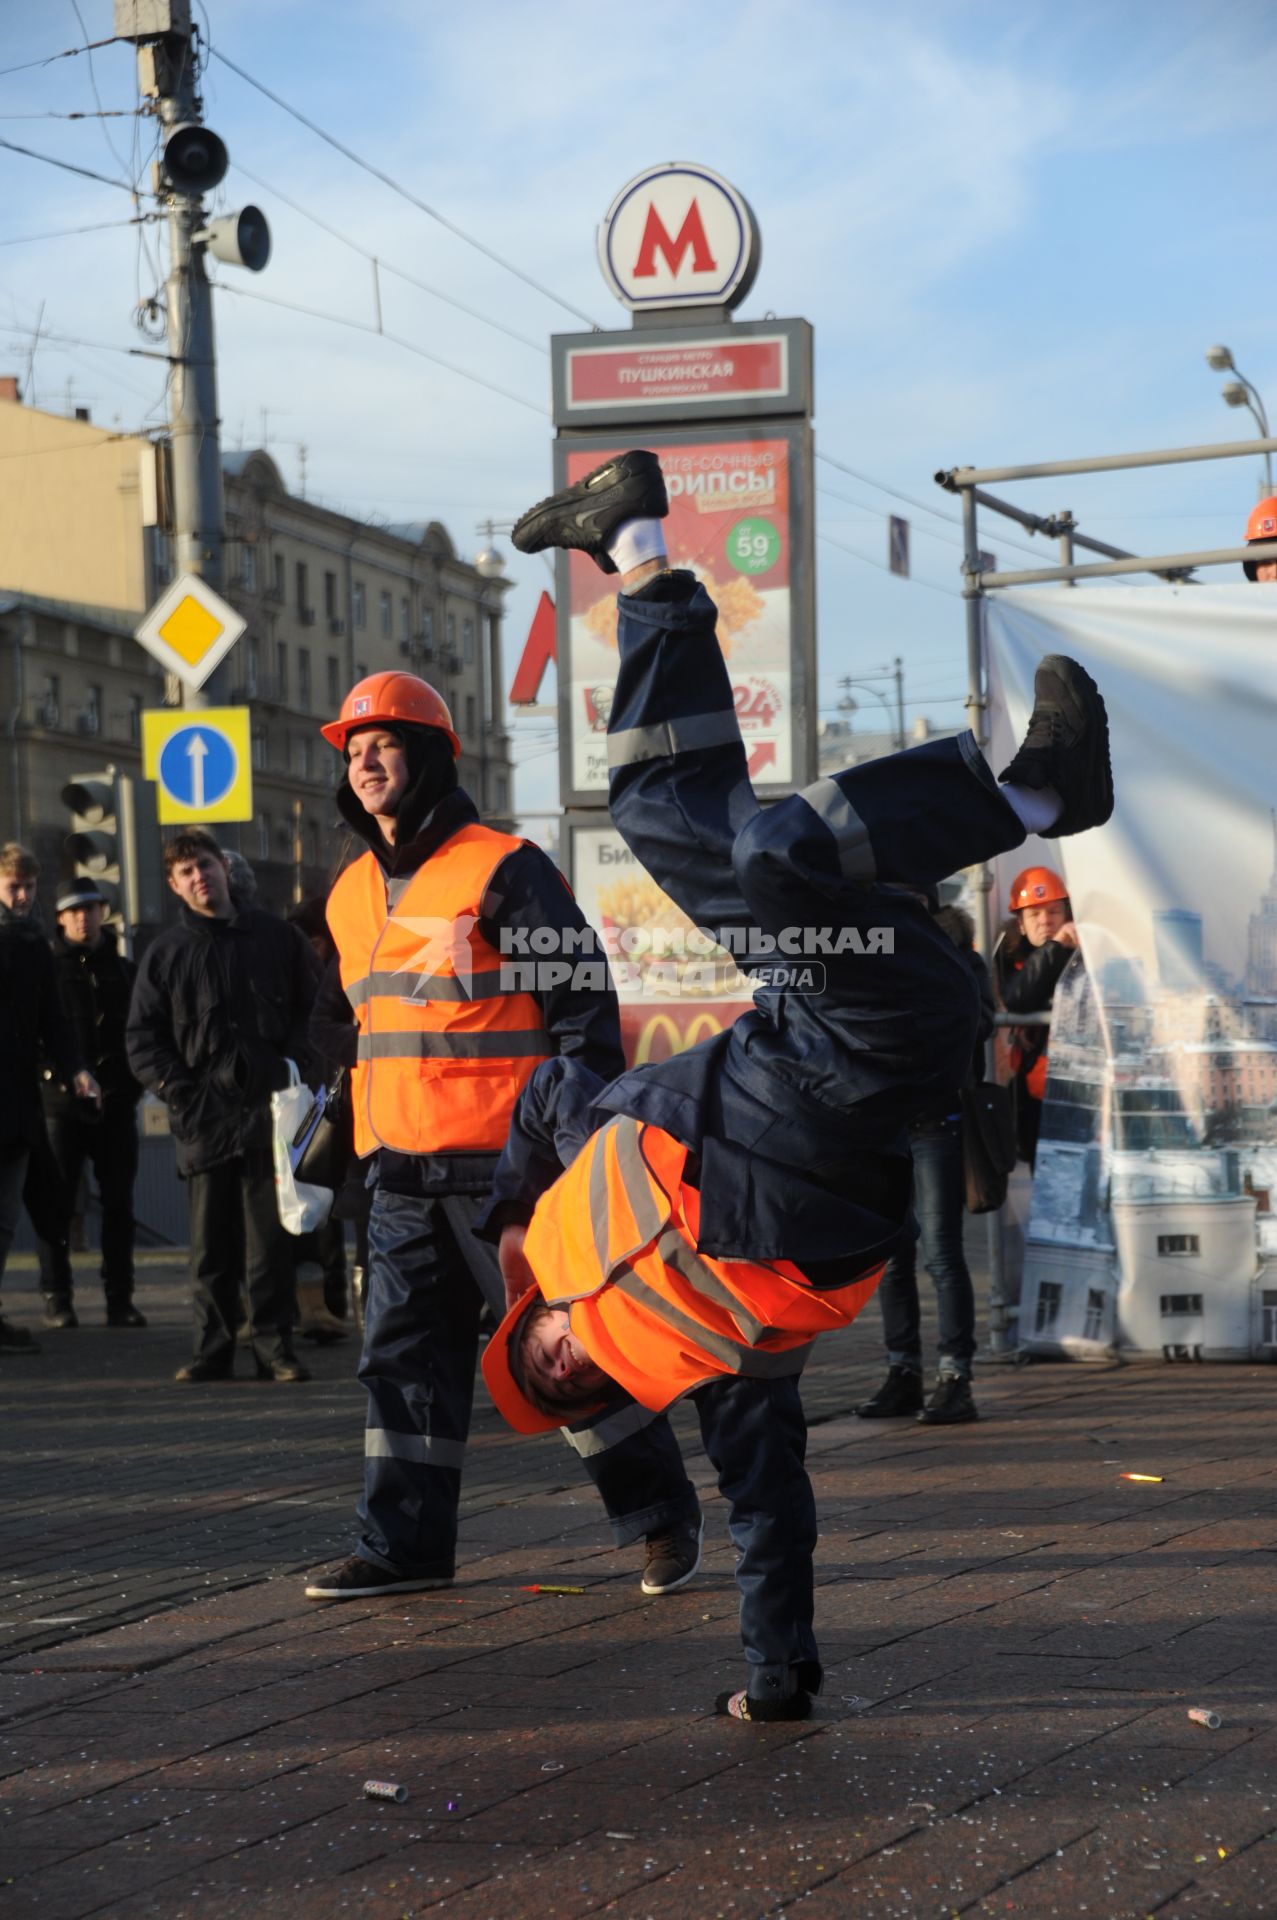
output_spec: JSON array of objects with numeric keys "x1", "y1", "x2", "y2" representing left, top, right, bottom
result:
[
  {"x1": 878, "y1": 1118, "x2": 976, "y2": 1378},
  {"x1": 357, "y1": 1189, "x2": 697, "y2": 1576}
]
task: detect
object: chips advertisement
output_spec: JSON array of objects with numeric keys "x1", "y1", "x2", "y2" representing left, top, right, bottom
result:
[{"x1": 560, "y1": 433, "x2": 799, "y2": 797}]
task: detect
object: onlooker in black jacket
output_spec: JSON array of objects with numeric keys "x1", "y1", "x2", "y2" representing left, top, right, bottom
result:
[
  {"x1": 0, "y1": 844, "x2": 97, "y2": 1354},
  {"x1": 36, "y1": 881, "x2": 144, "y2": 1331},
  {"x1": 126, "y1": 830, "x2": 320, "y2": 1383}
]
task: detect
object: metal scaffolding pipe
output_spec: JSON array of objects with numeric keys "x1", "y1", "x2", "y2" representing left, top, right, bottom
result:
[
  {"x1": 974, "y1": 537, "x2": 1277, "y2": 590},
  {"x1": 937, "y1": 433, "x2": 1277, "y2": 490}
]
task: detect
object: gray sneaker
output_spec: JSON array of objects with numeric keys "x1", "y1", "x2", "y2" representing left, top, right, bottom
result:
[{"x1": 640, "y1": 1512, "x2": 704, "y2": 1595}]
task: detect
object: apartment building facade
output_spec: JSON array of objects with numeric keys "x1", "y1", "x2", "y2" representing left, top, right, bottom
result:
[{"x1": 0, "y1": 386, "x2": 513, "y2": 922}]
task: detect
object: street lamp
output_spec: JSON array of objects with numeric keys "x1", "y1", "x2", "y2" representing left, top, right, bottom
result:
[{"x1": 1205, "y1": 344, "x2": 1273, "y2": 496}]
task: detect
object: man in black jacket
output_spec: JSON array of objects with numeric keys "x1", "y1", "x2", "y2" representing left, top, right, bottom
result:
[
  {"x1": 127, "y1": 830, "x2": 320, "y2": 1382},
  {"x1": 36, "y1": 881, "x2": 145, "y2": 1330},
  {"x1": 0, "y1": 843, "x2": 97, "y2": 1354}
]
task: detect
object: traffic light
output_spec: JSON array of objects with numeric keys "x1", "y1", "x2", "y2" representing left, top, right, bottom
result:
[{"x1": 61, "y1": 767, "x2": 162, "y2": 953}]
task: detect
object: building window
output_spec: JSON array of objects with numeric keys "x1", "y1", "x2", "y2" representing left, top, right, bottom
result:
[
  {"x1": 297, "y1": 734, "x2": 313, "y2": 779},
  {"x1": 355, "y1": 660, "x2": 368, "y2": 682},
  {"x1": 446, "y1": 611, "x2": 456, "y2": 650},
  {"x1": 495, "y1": 772, "x2": 508, "y2": 814},
  {"x1": 128, "y1": 693, "x2": 142, "y2": 744},
  {"x1": 400, "y1": 596, "x2": 410, "y2": 641},
  {"x1": 272, "y1": 553, "x2": 284, "y2": 600},
  {"x1": 276, "y1": 641, "x2": 288, "y2": 701},
  {"x1": 298, "y1": 650, "x2": 311, "y2": 712},
  {"x1": 37, "y1": 673, "x2": 60, "y2": 727},
  {"x1": 242, "y1": 544, "x2": 257, "y2": 593},
  {"x1": 1160, "y1": 1293, "x2": 1203, "y2": 1316},
  {"x1": 421, "y1": 609, "x2": 434, "y2": 650},
  {"x1": 295, "y1": 561, "x2": 309, "y2": 615},
  {"x1": 1034, "y1": 1281, "x2": 1062, "y2": 1334},
  {"x1": 244, "y1": 635, "x2": 259, "y2": 696},
  {"x1": 1157, "y1": 1234, "x2": 1200, "y2": 1256},
  {"x1": 465, "y1": 693, "x2": 476, "y2": 737},
  {"x1": 1083, "y1": 1289, "x2": 1105, "y2": 1341},
  {"x1": 82, "y1": 684, "x2": 102, "y2": 736},
  {"x1": 252, "y1": 727, "x2": 266, "y2": 771},
  {"x1": 324, "y1": 570, "x2": 337, "y2": 619},
  {"x1": 379, "y1": 590, "x2": 392, "y2": 638},
  {"x1": 353, "y1": 580, "x2": 366, "y2": 630},
  {"x1": 462, "y1": 615, "x2": 474, "y2": 663},
  {"x1": 1262, "y1": 1290, "x2": 1277, "y2": 1347},
  {"x1": 256, "y1": 810, "x2": 271, "y2": 859},
  {"x1": 327, "y1": 655, "x2": 339, "y2": 707}
]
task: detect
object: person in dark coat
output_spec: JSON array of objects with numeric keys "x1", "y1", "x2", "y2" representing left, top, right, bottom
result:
[
  {"x1": 0, "y1": 844, "x2": 97, "y2": 1354},
  {"x1": 126, "y1": 829, "x2": 320, "y2": 1382},
  {"x1": 855, "y1": 893, "x2": 995, "y2": 1427},
  {"x1": 35, "y1": 881, "x2": 144, "y2": 1329}
]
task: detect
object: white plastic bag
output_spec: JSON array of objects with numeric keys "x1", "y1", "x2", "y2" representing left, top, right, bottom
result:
[{"x1": 271, "y1": 1060, "x2": 333, "y2": 1234}]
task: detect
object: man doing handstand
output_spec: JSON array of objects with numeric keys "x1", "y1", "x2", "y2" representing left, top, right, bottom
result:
[{"x1": 478, "y1": 450, "x2": 1113, "y2": 1722}]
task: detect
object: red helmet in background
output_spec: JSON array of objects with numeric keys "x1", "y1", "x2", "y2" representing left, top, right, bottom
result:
[
  {"x1": 1244, "y1": 497, "x2": 1277, "y2": 580},
  {"x1": 1008, "y1": 866, "x2": 1069, "y2": 914},
  {"x1": 320, "y1": 671, "x2": 461, "y2": 757}
]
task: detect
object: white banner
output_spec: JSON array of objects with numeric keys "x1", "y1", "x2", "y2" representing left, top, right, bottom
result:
[{"x1": 986, "y1": 585, "x2": 1277, "y2": 1360}]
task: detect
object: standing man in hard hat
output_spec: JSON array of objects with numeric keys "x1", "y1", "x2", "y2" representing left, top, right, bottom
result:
[
  {"x1": 304, "y1": 671, "x2": 702, "y2": 1602},
  {"x1": 995, "y1": 866, "x2": 1078, "y2": 1168},
  {"x1": 1242, "y1": 497, "x2": 1277, "y2": 581}
]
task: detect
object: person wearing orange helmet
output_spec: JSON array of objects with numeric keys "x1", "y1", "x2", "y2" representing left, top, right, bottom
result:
[
  {"x1": 995, "y1": 865, "x2": 1079, "y2": 1167},
  {"x1": 469, "y1": 451, "x2": 1113, "y2": 1722},
  {"x1": 303, "y1": 668, "x2": 703, "y2": 1604},
  {"x1": 1243, "y1": 497, "x2": 1277, "y2": 582}
]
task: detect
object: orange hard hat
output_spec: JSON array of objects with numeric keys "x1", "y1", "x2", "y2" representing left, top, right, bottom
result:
[
  {"x1": 1243, "y1": 496, "x2": 1277, "y2": 580},
  {"x1": 320, "y1": 670, "x2": 461, "y2": 756},
  {"x1": 1009, "y1": 865, "x2": 1069, "y2": 914}
]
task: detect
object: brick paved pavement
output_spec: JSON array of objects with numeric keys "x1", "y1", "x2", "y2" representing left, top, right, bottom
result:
[{"x1": 3, "y1": 1253, "x2": 1276, "y2": 1919}]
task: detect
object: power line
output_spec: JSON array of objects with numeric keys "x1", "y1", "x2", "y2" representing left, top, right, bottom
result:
[
  {"x1": 817, "y1": 528, "x2": 961, "y2": 599},
  {"x1": 0, "y1": 134, "x2": 134, "y2": 192},
  {"x1": 0, "y1": 108, "x2": 143, "y2": 120},
  {"x1": 209, "y1": 45, "x2": 602, "y2": 330},
  {"x1": 69, "y1": 0, "x2": 138, "y2": 185},
  {"x1": 0, "y1": 35, "x2": 117, "y2": 80},
  {"x1": 816, "y1": 465, "x2": 1048, "y2": 565},
  {"x1": 209, "y1": 279, "x2": 548, "y2": 417},
  {"x1": 232, "y1": 161, "x2": 548, "y2": 357},
  {"x1": 0, "y1": 217, "x2": 144, "y2": 247}
]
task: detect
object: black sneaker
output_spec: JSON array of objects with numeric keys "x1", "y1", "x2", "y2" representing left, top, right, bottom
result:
[
  {"x1": 255, "y1": 1354, "x2": 311, "y2": 1383},
  {"x1": 106, "y1": 1304, "x2": 147, "y2": 1328},
  {"x1": 917, "y1": 1375, "x2": 979, "y2": 1426},
  {"x1": 998, "y1": 654, "x2": 1113, "y2": 838},
  {"x1": 42, "y1": 1299, "x2": 78, "y2": 1330},
  {"x1": 855, "y1": 1365, "x2": 924, "y2": 1418},
  {"x1": 511, "y1": 450, "x2": 668, "y2": 575},
  {"x1": 174, "y1": 1355, "x2": 234, "y2": 1382},
  {"x1": 0, "y1": 1315, "x2": 40, "y2": 1354},
  {"x1": 640, "y1": 1512, "x2": 704, "y2": 1595},
  {"x1": 716, "y1": 1687, "x2": 813, "y2": 1723},
  {"x1": 304, "y1": 1556, "x2": 454, "y2": 1601}
]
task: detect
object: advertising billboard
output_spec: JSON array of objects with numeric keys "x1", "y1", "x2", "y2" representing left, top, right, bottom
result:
[{"x1": 554, "y1": 422, "x2": 815, "y2": 807}]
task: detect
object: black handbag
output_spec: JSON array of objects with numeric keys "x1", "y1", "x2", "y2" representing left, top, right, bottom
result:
[
  {"x1": 292, "y1": 1068, "x2": 354, "y2": 1191},
  {"x1": 960, "y1": 1081, "x2": 1018, "y2": 1214}
]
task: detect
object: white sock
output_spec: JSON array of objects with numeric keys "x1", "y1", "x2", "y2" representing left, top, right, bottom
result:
[
  {"x1": 606, "y1": 517, "x2": 667, "y2": 575},
  {"x1": 1003, "y1": 782, "x2": 1063, "y2": 834}
]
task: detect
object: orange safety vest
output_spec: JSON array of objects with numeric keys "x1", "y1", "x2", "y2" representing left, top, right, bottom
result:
[
  {"x1": 327, "y1": 825, "x2": 552, "y2": 1156},
  {"x1": 522, "y1": 1115, "x2": 885, "y2": 1413}
]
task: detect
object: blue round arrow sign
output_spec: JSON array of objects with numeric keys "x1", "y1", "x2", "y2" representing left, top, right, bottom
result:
[{"x1": 158, "y1": 724, "x2": 237, "y2": 811}]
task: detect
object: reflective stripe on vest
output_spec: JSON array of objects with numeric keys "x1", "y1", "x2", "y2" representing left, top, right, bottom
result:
[
  {"x1": 523, "y1": 1115, "x2": 884, "y2": 1411},
  {"x1": 327, "y1": 828, "x2": 552, "y2": 1156}
]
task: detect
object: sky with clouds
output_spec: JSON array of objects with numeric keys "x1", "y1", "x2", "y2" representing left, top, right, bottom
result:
[{"x1": 2, "y1": 0, "x2": 1275, "y2": 824}]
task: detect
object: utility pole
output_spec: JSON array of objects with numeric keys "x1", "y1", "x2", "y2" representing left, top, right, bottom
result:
[
  {"x1": 892, "y1": 655, "x2": 905, "y2": 753},
  {"x1": 116, "y1": 2, "x2": 269, "y2": 711}
]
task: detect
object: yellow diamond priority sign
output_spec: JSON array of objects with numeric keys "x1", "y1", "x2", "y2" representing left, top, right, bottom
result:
[{"x1": 136, "y1": 572, "x2": 246, "y2": 691}]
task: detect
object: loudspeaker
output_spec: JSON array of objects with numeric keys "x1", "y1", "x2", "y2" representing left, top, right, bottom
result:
[
  {"x1": 200, "y1": 206, "x2": 271, "y2": 273},
  {"x1": 162, "y1": 121, "x2": 229, "y2": 195}
]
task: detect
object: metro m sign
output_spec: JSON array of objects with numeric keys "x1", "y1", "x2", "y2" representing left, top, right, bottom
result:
[{"x1": 598, "y1": 163, "x2": 760, "y2": 313}]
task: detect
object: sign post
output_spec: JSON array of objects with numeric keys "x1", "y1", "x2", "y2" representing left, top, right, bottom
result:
[
  {"x1": 141, "y1": 707, "x2": 253, "y2": 825},
  {"x1": 548, "y1": 162, "x2": 816, "y2": 1065}
]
